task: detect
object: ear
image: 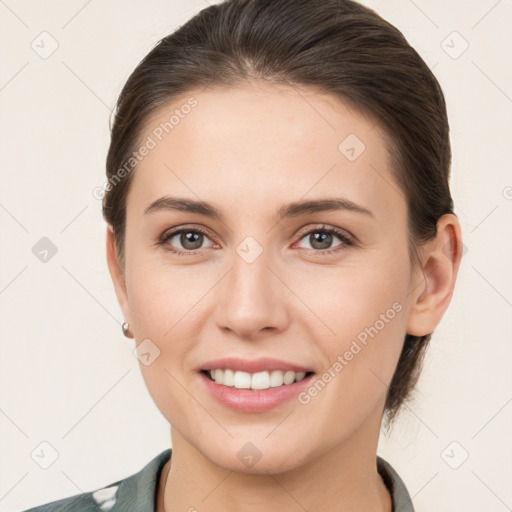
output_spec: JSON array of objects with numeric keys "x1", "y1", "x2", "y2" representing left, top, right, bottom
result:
[
  {"x1": 406, "y1": 213, "x2": 463, "y2": 337},
  {"x1": 106, "y1": 225, "x2": 131, "y2": 325}
]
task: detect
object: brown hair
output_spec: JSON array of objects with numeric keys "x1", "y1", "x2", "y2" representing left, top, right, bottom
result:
[{"x1": 102, "y1": 0, "x2": 454, "y2": 429}]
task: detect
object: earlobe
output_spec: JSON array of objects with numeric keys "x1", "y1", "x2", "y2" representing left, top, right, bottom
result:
[{"x1": 406, "y1": 214, "x2": 463, "y2": 337}]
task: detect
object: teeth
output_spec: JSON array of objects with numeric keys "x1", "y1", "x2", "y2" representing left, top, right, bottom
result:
[
  {"x1": 251, "y1": 371, "x2": 270, "y2": 390},
  {"x1": 205, "y1": 369, "x2": 309, "y2": 390},
  {"x1": 234, "y1": 370, "x2": 251, "y2": 389},
  {"x1": 269, "y1": 370, "x2": 284, "y2": 387}
]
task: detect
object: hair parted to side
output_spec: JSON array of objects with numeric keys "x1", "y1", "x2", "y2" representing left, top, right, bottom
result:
[{"x1": 102, "y1": 0, "x2": 455, "y2": 430}]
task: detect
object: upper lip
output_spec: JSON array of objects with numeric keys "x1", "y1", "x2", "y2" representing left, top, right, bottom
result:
[{"x1": 199, "y1": 357, "x2": 314, "y2": 374}]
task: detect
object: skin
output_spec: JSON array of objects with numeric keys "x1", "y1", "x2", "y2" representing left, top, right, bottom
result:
[{"x1": 106, "y1": 82, "x2": 462, "y2": 512}]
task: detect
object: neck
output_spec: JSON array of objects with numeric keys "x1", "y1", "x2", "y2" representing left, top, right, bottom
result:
[{"x1": 158, "y1": 412, "x2": 392, "y2": 512}]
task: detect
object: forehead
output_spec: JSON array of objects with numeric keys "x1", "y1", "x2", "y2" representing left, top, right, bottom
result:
[{"x1": 126, "y1": 83, "x2": 405, "y2": 223}]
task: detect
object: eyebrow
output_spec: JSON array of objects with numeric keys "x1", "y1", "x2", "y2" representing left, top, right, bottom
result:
[{"x1": 144, "y1": 196, "x2": 374, "y2": 220}]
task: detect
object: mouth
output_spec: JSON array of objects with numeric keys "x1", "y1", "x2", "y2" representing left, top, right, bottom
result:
[
  {"x1": 198, "y1": 368, "x2": 316, "y2": 413},
  {"x1": 197, "y1": 356, "x2": 316, "y2": 412},
  {"x1": 200, "y1": 368, "x2": 315, "y2": 391}
]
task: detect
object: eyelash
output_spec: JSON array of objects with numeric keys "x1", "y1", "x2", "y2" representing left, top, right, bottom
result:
[{"x1": 158, "y1": 224, "x2": 354, "y2": 256}]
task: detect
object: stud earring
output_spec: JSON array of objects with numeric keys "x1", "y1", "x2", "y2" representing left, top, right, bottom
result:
[{"x1": 122, "y1": 322, "x2": 134, "y2": 338}]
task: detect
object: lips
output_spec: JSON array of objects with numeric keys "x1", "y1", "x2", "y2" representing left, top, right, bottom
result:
[
  {"x1": 197, "y1": 357, "x2": 316, "y2": 412},
  {"x1": 199, "y1": 356, "x2": 314, "y2": 374},
  {"x1": 198, "y1": 370, "x2": 315, "y2": 413}
]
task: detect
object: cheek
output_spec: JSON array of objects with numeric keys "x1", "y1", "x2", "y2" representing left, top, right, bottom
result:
[
  {"x1": 292, "y1": 273, "x2": 407, "y2": 439},
  {"x1": 298, "y1": 252, "x2": 409, "y2": 384},
  {"x1": 126, "y1": 257, "x2": 211, "y2": 341},
  {"x1": 125, "y1": 261, "x2": 211, "y2": 407},
  {"x1": 126, "y1": 263, "x2": 202, "y2": 427}
]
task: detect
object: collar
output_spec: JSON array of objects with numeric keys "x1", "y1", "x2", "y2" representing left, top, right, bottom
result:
[{"x1": 377, "y1": 456, "x2": 416, "y2": 511}]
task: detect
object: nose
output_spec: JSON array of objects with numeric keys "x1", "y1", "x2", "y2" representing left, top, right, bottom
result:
[{"x1": 214, "y1": 245, "x2": 290, "y2": 340}]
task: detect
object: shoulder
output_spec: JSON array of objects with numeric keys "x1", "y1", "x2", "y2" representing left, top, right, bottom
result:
[
  {"x1": 21, "y1": 449, "x2": 172, "y2": 512},
  {"x1": 22, "y1": 483, "x2": 120, "y2": 512}
]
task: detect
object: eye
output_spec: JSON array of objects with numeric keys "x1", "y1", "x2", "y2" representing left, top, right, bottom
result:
[
  {"x1": 294, "y1": 224, "x2": 354, "y2": 255},
  {"x1": 158, "y1": 226, "x2": 216, "y2": 255},
  {"x1": 158, "y1": 224, "x2": 354, "y2": 256}
]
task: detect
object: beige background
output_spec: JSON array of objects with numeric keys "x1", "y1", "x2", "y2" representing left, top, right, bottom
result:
[{"x1": 1, "y1": 0, "x2": 511, "y2": 510}]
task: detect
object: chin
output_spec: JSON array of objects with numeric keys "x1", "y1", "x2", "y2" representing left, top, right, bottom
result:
[{"x1": 199, "y1": 437, "x2": 312, "y2": 476}]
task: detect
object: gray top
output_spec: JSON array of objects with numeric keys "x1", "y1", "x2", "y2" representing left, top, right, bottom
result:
[{"x1": 22, "y1": 449, "x2": 415, "y2": 511}]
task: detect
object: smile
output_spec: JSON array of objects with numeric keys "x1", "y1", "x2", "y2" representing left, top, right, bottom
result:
[{"x1": 199, "y1": 370, "x2": 315, "y2": 413}]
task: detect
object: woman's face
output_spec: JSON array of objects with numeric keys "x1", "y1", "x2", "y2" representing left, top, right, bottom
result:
[{"x1": 108, "y1": 83, "x2": 432, "y2": 473}]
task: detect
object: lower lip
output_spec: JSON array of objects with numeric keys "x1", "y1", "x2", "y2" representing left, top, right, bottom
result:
[{"x1": 198, "y1": 371, "x2": 314, "y2": 413}]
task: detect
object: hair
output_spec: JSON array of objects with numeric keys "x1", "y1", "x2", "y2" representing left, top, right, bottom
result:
[{"x1": 102, "y1": 0, "x2": 455, "y2": 430}]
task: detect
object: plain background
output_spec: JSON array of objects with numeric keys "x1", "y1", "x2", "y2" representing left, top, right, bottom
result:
[{"x1": 1, "y1": 1, "x2": 511, "y2": 510}]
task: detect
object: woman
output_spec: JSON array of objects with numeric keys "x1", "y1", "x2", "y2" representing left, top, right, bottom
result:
[{"x1": 24, "y1": 0, "x2": 462, "y2": 510}]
